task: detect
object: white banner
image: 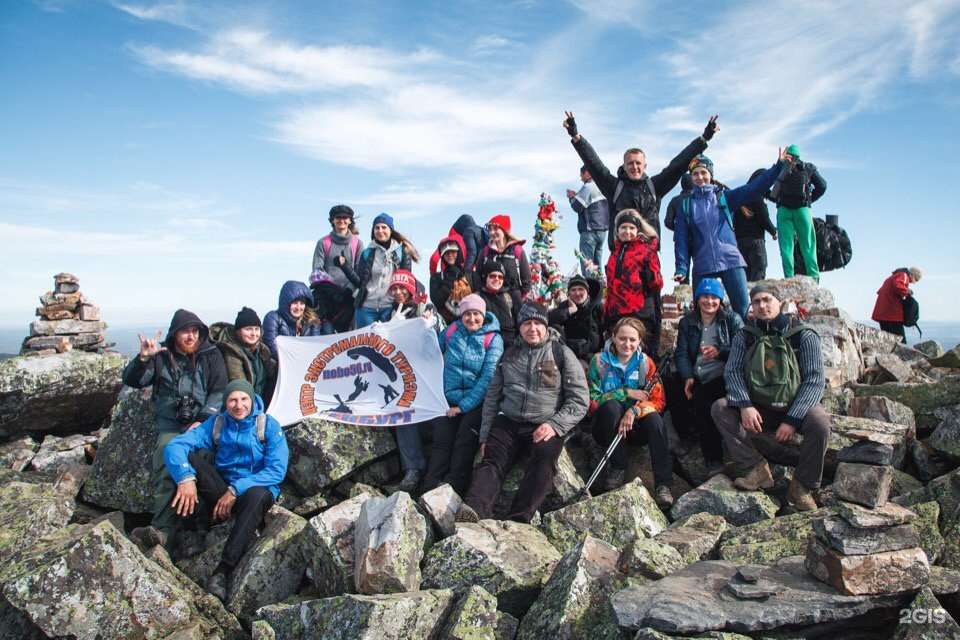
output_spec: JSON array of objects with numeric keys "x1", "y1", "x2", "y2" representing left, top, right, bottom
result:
[{"x1": 269, "y1": 318, "x2": 448, "y2": 427}]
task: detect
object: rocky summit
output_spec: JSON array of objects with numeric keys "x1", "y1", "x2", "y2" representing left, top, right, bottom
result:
[{"x1": 1, "y1": 276, "x2": 959, "y2": 639}]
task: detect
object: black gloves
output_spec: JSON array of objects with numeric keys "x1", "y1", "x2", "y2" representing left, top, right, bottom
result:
[
  {"x1": 565, "y1": 116, "x2": 578, "y2": 138},
  {"x1": 702, "y1": 116, "x2": 719, "y2": 141}
]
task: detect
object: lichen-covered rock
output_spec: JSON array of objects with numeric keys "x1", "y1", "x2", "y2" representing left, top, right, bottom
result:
[
  {"x1": 930, "y1": 345, "x2": 960, "y2": 368},
  {"x1": 915, "y1": 340, "x2": 944, "y2": 359},
  {"x1": 912, "y1": 501, "x2": 946, "y2": 563},
  {"x1": 1, "y1": 520, "x2": 243, "y2": 639},
  {"x1": 254, "y1": 589, "x2": 456, "y2": 639},
  {"x1": 654, "y1": 513, "x2": 729, "y2": 564},
  {"x1": 836, "y1": 440, "x2": 895, "y2": 465},
  {"x1": 804, "y1": 537, "x2": 929, "y2": 595},
  {"x1": 0, "y1": 435, "x2": 37, "y2": 471},
  {"x1": 307, "y1": 491, "x2": 373, "y2": 597},
  {"x1": 29, "y1": 433, "x2": 95, "y2": 474},
  {"x1": 805, "y1": 310, "x2": 863, "y2": 387},
  {"x1": 831, "y1": 462, "x2": 893, "y2": 508},
  {"x1": 0, "y1": 480, "x2": 74, "y2": 570},
  {"x1": 540, "y1": 479, "x2": 668, "y2": 553},
  {"x1": 421, "y1": 519, "x2": 561, "y2": 618},
  {"x1": 293, "y1": 493, "x2": 329, "y2": 519},
  {"x1": 436, "y1": 585, "x2": 501, "y2": 639},
  {"x1": 284, "y1": 417, "x2": 398, "y2": 495},
  {"x1": 226, "y1": 506, "x2": 309, "y2": 622},
  {"x1": 929, "y1": 405, "x2": 960, "y2": 460},
  {"x1": 0, "y1": 351, "x2": 126, "y2": 436},
  {"x1": 618, "y1": 537, "x2": 685, "y2": 580},
  {"x1": 895, "y1": 469, "x2": 960, "y2": 569},
  {"x1": 670, "y1": 474, "x2": 779, "y2": 527},
  {"x1": 81, "y1": 387, "x2": 156, "y2": 513},
  {"x1": 418, "y1": 484, "x2": 461, "y2": 539},
  {"x1": 494, "y1": 447, "x2": 584, "y2": 516},
  {"x1": 852, "y1": 376, "x2": 960, "y2": 433},
  {"x1": 718, "y1": 506, "x2": 838, "y2": 565},
  {"x1": 813, "y1": 516, "x2": 919, "y2": 555},
  {"x1": 354, "y1": 491, "x2": 427, "y2": 594},
  {"x1": 517, "y1": 536, "x2": 627, "y2": 639},
  {"x1": 890, "y1": 468, "x2": 925, "y2": 498},
  {"x1": 856, "y1": 322, "x2": 902, "y2": 356},
  {"x1": 868, "y1": 353, "x2": 918, "y2": 384},
  {"x1": 909, "y1": 439, "x2": 957, "y2": 483},
  {"x1": 891, "y1": 587, "x2": 960, "y2": 639}
]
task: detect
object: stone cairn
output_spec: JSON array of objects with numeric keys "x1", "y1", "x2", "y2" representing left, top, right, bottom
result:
[
  {"x1": 804, "y1": 442, "x2": 930, "y2": 595},
  {"x1": 20, "y1": 273, "x2": 113, "y2": 355}
]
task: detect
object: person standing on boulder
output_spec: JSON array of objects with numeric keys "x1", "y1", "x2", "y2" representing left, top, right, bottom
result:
[
  {"x1": 711, "y1": 284, "x2": 831, "y2": 512},
  {"x1": 871, "y1": 267, "x2": 923, "y2": 342},
  {"x1": 567, "y1": 165, "x2": 609, "y2": 273},
  {"x1": 124, "y1": 309, "x2": 228, "y2": 551},
  {"x1": 163, "y1": 379, "x2": 289, "y2": 601},
  {"x1": 770, "y1": 145, "x2": 827, "y2": 282},
  {"x1": 734, "y1": 168, "x2": 778, "y2": 281}
]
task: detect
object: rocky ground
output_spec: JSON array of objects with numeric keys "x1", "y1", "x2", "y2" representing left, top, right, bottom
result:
[{"x1": 1, "y1": 276, "x2": 959, "y2": 639}]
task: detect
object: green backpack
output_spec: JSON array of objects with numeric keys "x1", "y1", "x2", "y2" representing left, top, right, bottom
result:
[{"x1": 741, "y1": 323, "x2": 812, "y2": 410}]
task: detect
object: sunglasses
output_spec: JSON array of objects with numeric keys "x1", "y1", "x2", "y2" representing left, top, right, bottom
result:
[{"x1": 487, "y1": 274, "x2": 504, "y2": 280}]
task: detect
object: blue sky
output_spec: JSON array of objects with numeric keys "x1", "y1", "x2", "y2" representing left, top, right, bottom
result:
[{"x1": 2, "y1": 0, "x2": 959, "y2": 329}]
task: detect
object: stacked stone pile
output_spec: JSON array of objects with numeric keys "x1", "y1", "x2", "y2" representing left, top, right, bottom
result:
[{"x1": 20, "y1": 273, "x2": 112, "y2": 355}]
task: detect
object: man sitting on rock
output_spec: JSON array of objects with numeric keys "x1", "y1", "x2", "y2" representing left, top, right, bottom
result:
[
  {"x1": 711, "y1": 284, "x2": 830, "y2": 511},
  {"x1": 457, "y1": 301, "x2": 589, "y2": 523},
  {"x1": 164, "y1": 379, "x2": 289, "y2": 600},
  {"x1": 125, "y1": 309, "x2": 227, "y2": 550}
]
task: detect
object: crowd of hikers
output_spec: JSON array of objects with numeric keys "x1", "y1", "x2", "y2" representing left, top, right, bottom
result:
[{"x1": 120, "y1": 112, "x2": 924, "y2": 602}]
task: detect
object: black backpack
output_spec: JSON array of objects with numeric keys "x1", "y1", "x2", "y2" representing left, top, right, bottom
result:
[
  {"x1": 902, "y1": 295, "x2": 921, "y2": 338},
  {"x1": 794, "y1": 217, "x2": 853, "y2": 275}
]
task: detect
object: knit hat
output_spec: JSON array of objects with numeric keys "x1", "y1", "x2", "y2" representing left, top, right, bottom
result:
[
  {"x1": 749, "y1": 283, "x2": 780, "y2": 301},
  {"x1": 567, "y1": 276, "x2": 589, "y2": 292},
  {"x1": 389, "y1": 269, "x2": 418, "y2": 298},
  {"x1": 329, "y1": 204, "x2": 354, "y2": 220},
  {"x1": 908, "y1": 266, "x2": 923, "y2": 282},
  {"x1": 688, "y1": 154, "x2": 714, "y2": 177},
  {"x1": 785, "y1": 144, "x2": 801, "y2": 160},
  {"x1": 234, "y1": 306, "x2": 261, "y2": 330},
  {"x1": 223, "y1": 379, "x2": 255, "y2": 403},
  {"x1": 487, "y1": 214, "x2": 511, "y2": 233},
  {"x1": 517, "y1": 301, "x2": 548, "y2": 327},
  {"x1": 614, "y1": 209, "x2": 643, "y2": 231},
  {"x1": 482, "y1": 258, "x2": 506, "y2": 277},
  {"x1": 309, "y1": 269, "x2": 337, "y2": 286},
  {"x1": 694, "y1": 278, "x2": 726, "y2": 301},
  {"x1": 372, "y1": 212, "x2": 395, "y2": 230},
  {"x1": 458, "y1": 294, "x2": 486, "y2": 317}
]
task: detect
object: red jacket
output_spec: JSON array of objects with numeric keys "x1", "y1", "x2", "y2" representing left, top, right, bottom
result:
[
  {"x1": 604, "y1": 236, "x2": 663, "y2": 319},
  {"x1": 872, "y1": 270, "x2": 911, "y2": 322}
]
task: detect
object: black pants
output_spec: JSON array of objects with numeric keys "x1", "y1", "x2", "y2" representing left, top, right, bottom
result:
[
  {"x1": 878, "y1": 320, "x2": 906, "y2": 343},
  {"x1": 186, "y1": 451, "x2": 275, "y2": 572},
  {"x1": 663, "y1": 371, "x2": 696, "y2": 439},
  {"x1": 422, "y1": 407, "x2": 482, "y2": 497},
  {"x1": 464, "y1": 415, "x2": 565, "y2": 523},
  {"x1": 738, "y1": 238, "x2": 768, "y2": 282},
  {"x1": 688, "y1": 377, "x2": 727, "y2": 465},
  {"x1": 592, "y1": 400, "x2": 672, "y2": 488}
]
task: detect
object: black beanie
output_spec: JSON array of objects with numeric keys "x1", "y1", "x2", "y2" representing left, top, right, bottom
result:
[
  {"x1": 567, "y1": 276, "x2": 589, "y2": 292},
  {"x1": 235, "y1": 306, "x2": 262, "y2": 330},
  {"x1": 517, "y1": 301, "x2": 549, "y2": 327}
]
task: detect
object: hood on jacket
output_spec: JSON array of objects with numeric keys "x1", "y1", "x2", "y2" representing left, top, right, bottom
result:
[
  {"x1": 436, "y1": 234, "x2": 467, "y2": 269},
  {"x1": 208, "y1": 321, "x2": 265, "y2": 352},
  {"x1": 165, "y1": 309, "x2": 209, "y2": 349},
  {"x1": 278, "y1": 281, "x2": 314, "y2": 326},
  {"x1": 600, "y1": 337, "x2": 644, "y2": 370},
  {"x1": 451, "y1": 214, "x2": 477, "y2": 235},
  {"x1": 220, "y1": 393, "x2": 266, "y2": 426}
]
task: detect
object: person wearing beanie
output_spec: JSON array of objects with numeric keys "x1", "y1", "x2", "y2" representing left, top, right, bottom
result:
[
  {"x1": 603, "y1": 208, "x2": 664, "y2": 357},
  {"x1": 668, "y1": 278, "x2": 744, "y2": 475},
  {"x1": 477, "y1": 257, "x2": 518, "y2": 345},
  {"x1": 456, "y1": 300, "x2": 588, "y2": 524},
  {"x1": 769, "y1": 144, "x2": 828, "y2": 282},
  {"x1": 429, "y1": 234, "x2": 476, "y2": 324},
  {"x1": 346, "y1": 213, "x2": 421, "y2": 328},
  {"x1": 262, "y1": 281, "x2": 322, "y2": 359},
  {"x1": 422, "y1": 293, "x2": 505, "y2": 496},
  {"x1": 567, "y1": 165, "x2": 610, "y2": 273},
  {"x1": 312, "y1": 204, "x2": 364, "y2": 330},
  {"x1": 673, "y1": 148, "x2": 791, "y2": 320},
  {"x1": 386, "y1": 269, "x2": 438, "y2": 327},
  {"x1": 871, "y1": 267, "x2": 923, "y2": 342},
  {"x1": 478, "y1": 214, "x2": 532, "y2": 311},
  {"x1": 124, "y1": 309, "x2": 227, "y2": 553},
  {"x1": 209, "y1": 307, "x2": 278, "y2": 405},
  {"x1": 163, "y1": 375, "x2": 288, "y2": 601},
  {"x1": 548, "y1": 274, "x2": 602, "y2": 364},
  {"x1": 734, "y1": 168, "x2": 778, "y2": 281}
]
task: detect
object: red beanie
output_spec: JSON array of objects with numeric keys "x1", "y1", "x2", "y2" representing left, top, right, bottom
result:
[
  {"x1": 487, "y1": 214, "x2": 511, "y2": 234},
  {"x1": 389, "y1": 269, "x2": 418, "y2": 297}
]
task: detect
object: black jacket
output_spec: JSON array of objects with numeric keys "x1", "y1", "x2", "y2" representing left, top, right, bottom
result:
[
  {"x1": 735, "y1": 170, "x2": 778, "y2": 240},
  {"x1": 478, "y1": 286, "x2": 517, "y2": 346},
  {"x1": 572, "y1": 135, "x2": 707, "y2": 249},
  {"x1": 773, "y1": 161, "x2": 827, "y2": 209},
  {"x1": 548, "y1": 278, "x2": 603, "y2": 360},
  {"x1": 664, "y1": 173, "x2": 694, "y2": 232}
]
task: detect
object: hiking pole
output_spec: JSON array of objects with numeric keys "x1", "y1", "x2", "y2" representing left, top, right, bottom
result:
[{"x1": 578, "y1": 352, "x2": 673, "y2": 499}]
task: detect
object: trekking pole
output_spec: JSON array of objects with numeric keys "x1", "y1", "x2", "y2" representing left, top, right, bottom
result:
[{"x1": 578, "y1": 352, "x2": 673, "y2": 499}]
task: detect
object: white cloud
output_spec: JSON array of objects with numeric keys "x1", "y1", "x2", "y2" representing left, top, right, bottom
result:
[
  {"x1": 471, "y1": 35, "x2": 512, "y2": 55},
  {"x1": 111, "y1": 1, "x2": 195, "y2": 29}
]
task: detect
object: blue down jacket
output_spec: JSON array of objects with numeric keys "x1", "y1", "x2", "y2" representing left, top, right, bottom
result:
[
  {"x1": 164, "y1": 394, "x2": 288, "y2": 499},
  {"x1": 263, "y1": 280, "x2": 322, "y2": 358},
  {"x1": 438, "y1": 312, "x2": 504, "y2": 412}
]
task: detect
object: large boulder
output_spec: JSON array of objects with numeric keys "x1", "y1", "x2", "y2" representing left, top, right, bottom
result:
[
  {"x1": 354, "y1": 492, "x2": 428, "y2": 594},
  {"x1": 929, "y1": 405, "x2": 960, "y2": 460},
  {"x1": 654, "y1": 513, "x2": 729, "y2": 564},
  {"x1": 610, "y1": 557, "x2": 912, "y2": 635},
  {"x1": 852, "y1": 376, "x2": 960, "y2": 433},
  {"x1": 418, "y1": 484, "x2": 461, "y2": 539},
  {"x1": 0, "y1": 480, "x2": 75, "y2": 570},
  {"x1": 754, "y1": 276, "x2": 836, "y2": 312},
  {"x1": 284, "y1": 418, "x2": 398, "y2": 495},
  {"x1": 254, "y1": 589, "x2": 456, "y2": 639},
  {"x1": 306, "y1": 491, "x2": 374, "y2": 597},
  {"x1": 1, "y1": 520, "x2": 244, "y2": 639},
  {"x1": 805, "y1": 310, "x2": 863, "y2": 387},
  {"x1": 855, "y1": 322, "x2": 902, "y2": 356},
  {"x1": 847, "y1": 396, "x2": 916, "y2": 432},
  {"x1": 669, "y1": 474, "x2": 779, "y2": 527},
  {"x1": 831, "y1": 462, "x2": 893, "y2": 508},
  {"x1": 517, "y1": 536, "x2": 628, "y2": 639},
  {"x1": 81, "y1": 387, "x2": 155, "y2": 513},
  {"x1": 930, "y1": 345, "x2": 960, "y2": 368},
  {"x1": 894, "y1": 469, "x2": 960, "y2": 570},
  {"x1": 494, "y1": 447, "x2": 584, "y2": 516},
  {"x1": 436, "y1": 585, "x2": 509, "y2": 640},
  {"x1": 718, "y1": 506, "x2": 838, "y2": 565},
  {"x1": 618, "y1": 537, "x2": 685, "y2": 580},
  {"x1": 540, "y1": 479, "x2": 668, "y2": 553},
  {"x1": 421, "y1": 519, "x2": 561, "y2": 618},
  {"x1": 0, "y1": 351, "x2": 126, "y2": 437}
]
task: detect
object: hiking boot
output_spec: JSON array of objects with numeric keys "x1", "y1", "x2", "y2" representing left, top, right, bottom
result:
[
  {"x1": 655, "y1": 485, "x2": 675, "y2": 510},
  {"x1": 205, "y1": 571, "x2": 228, "y2": 601},
  {"x1": 129, "y1": 526, "x2": 169, "y2": 550},
  {"x1": 705, "y1": 461, "x2": 726, "y2": 478},
  {"x1": 455, "y1": 503, "x2": 480, "y2": 524},
  {"x1": 788, "y1": 479, "x2": 818, "y2": 512},
  {"x1": 603, "y1": 468, "x2": 627, "y2": 492},
  {"x1": 733, "y1": 459, "x2": 775, "y2": 491},
  {"x1": 398, "y1": 469, "x2": 423, "y2": 494}
]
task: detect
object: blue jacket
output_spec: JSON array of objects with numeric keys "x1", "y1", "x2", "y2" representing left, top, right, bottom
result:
[
  {"x1": 164, "y1": 394, "x2": 288, "y2": 499},
  {"x1": 452, "y1": 214, "x2": 489, "y2": 271},
  {"x1": 674, "y1": 308, "x2": 744, "y2": 381},
  {"x1": 674, "y1": 161, "x2": 783, "y2": 278},
  {"x1": 570, "y1": 179, "x2": 610, "y2": 232},
  {"x1": 263, "y1": 280, "x2": 322, "y2": 358},
  {"x1": 438, "y1": 312, "x2": 504, "y2": 412}
]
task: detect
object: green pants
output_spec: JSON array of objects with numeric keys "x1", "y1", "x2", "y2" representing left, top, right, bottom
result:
[
  {"x1": 777, "y1": 206, "x2": 819, "y2": 281},
  {"x1": 151, "y1": 430, "x2": 214, "y2": 532}
]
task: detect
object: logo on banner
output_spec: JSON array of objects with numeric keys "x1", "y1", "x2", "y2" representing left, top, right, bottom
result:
[{"x1": 298, "y1": 332, "x2": 421, "y2": 424}]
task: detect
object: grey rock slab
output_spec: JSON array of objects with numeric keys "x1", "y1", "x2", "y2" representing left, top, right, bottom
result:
[
  {"x1": 837, "y1": 501, "x2": 916, "y2": 528},
  {"x1": 836, "y1": 440, "x2": 895, "y2": 465},
  {"x1": 929, "y1": 405, "x2": 960, "y2": 460},
  {"x1": 851, "y1": 376, "x2": 960, "y2": 434},
  {"x1": 890, "y1": 586, "x2": 960, "y2": 640},
  {"x1": 0, "y1": 480, "x2": 75, "y2": 572},
  {"x1": 29, "y1": 433, "x2": 95, "y2": 474},
  {"x1": 307, "y1": 491, "x2": 373, "y2": 597},
  {"x1": 654, "y1": 513, "x2": 729, "y2": 565},
  {"x1": 617, "y1": 537, "x2": 685, "y2": 580},
  {"x1": 831, "y1": 461, "x2": 893, "y2": 508},
  {"x1": 911, "y1": 501, "x2": 946, "y2": 564},
  {"x1": 353, "y1": 491, "x2": 427, "y2": 594},
  {"x1": 726, "y1": 577, "x2": 781, "y2": 600},
  {"x1": 909, "y1": 439, "x2": 957, "y2": 484},
  {"x1": 812, "y1": 515, "x2": 920, "y2": 555},
  {"x1": 610, "y1": 556, "x2": 911, "y2": 634},
  {"x1": 930, "y1": 345, "x2": 960, "y2": 368},
  {"x1": 0, "y1": 435, "x2": 37, "y2": 471},
  {"x1": 418, "y1": 483, "x2": 461, "y2": 539},
  {"x1": 914, "y1": 340, "x2": 944, "y2": 359},
  {"x1": 718, "y1": 506, "x2": 839, "y2": 565},
  {"x1": 669, "y1": 474, "x2": 779, "y2": 527}
]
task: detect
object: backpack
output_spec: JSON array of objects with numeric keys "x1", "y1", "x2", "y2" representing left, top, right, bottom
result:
[
  {"x1": 613, "y1": 176, "x2": 657, "y2": 212},
  {"x1": 902, "y1": 295, "x2": 921, "y2": 338},
  {"x1": 444, "y1": 322, "x2": 496, "y2": 349},
  {"x1": 323, "y1": 234, "x2": 361, "y2": 265},
  {"x1": 741, "y1": 323, "x2": 813, "y2": 410},
  {"x1": 212, "y1": 413, "x2": 267, "y2": 448},
  {"x1": 794, "y1": 217, "x2": 853, "y2": 274},
  {"x1": 770, "y1": 161, "x2": 814, "y2": 207}
]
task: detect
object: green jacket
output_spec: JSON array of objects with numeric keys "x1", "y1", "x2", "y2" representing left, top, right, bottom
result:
[{"x1": 208, "y1": 322, "x2": 278, "y2": 402}]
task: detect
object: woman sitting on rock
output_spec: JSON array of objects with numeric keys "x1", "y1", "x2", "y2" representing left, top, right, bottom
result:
[
  {"x1": 478, "y1": 215, "x2": 531, "y2": 309},
  {"x1": 262, "y1": 280, "x2": 322, "y2": 359},
  {"x1": 209, "y1": 307, "x2": 278, "y2": 405},
  {"x1": 477, "y1": 257, "x2": 518, "y2": 346}
]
